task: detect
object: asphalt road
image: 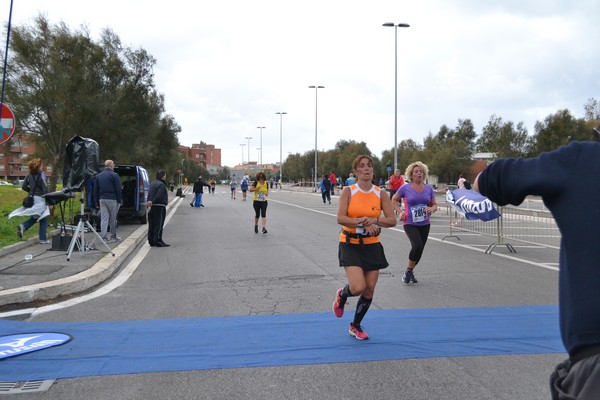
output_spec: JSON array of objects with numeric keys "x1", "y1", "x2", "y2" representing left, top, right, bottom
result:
[{"x1": 7, "y1": 187, "x2": 565, "y2": 400}]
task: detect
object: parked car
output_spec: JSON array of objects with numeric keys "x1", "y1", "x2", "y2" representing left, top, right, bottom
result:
[
  {"x1": 12, "y1": 179, "x2": 24, "y2": 185},
  {"x1": 0, "y1": 180, "x2": 11, "y2": 185}
]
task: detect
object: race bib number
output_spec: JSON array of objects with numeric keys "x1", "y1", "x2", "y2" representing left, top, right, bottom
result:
[
  {"x1": 257, "y1": 193, "x2": 266, "y2": 201},
  {"x1": 410, "y1": 204, "x2": 428, "y2": 223}
]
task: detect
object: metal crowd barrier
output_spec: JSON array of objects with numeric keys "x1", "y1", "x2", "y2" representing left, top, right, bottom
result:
[{"x1": 442, "y1": 198, "x2": 560, "y2": 254}]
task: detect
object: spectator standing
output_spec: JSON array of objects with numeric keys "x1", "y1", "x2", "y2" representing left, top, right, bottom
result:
[
  {"x1": 147, "y1": 170, "x2": 169, "y2": 247},
  {"x1": 474, "y1": 134, "x2": 600, "y2": 399},
  {"x1": 457, "y1": 173, "x2": 466, "y2": 189},
  {"x1": 392, "y1": 161, "x2": 438, "y2": 284},
  {"x1": 9, "y1": 158, "x2": 50, "y2": 244},
  {"x1": 94, "y1": 160, "x2": 122, "y2": 243},
  {"x1": 333, "y1": 155, "x2": 396, "y2": 340},
  {"x1": 191, "y1": 176, "x2": 210, "y2": 207},
  {"x1": 388, "y1": 168, "x2": 405, "y2": 200},
  {"x1": 345, "y1": 173, "x2": 356, "y2": 186},
  {"x1": 329, "y1": 170, "x2": 337, "y2": 196}
]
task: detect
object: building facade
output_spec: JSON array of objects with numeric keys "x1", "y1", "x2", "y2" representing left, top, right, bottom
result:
[
  {"x1": 179, "y1": 142, "x2": 222, "y2": 170},
  {"x1": 0, "y1": 133, "x2": 48, "y2": 181}
]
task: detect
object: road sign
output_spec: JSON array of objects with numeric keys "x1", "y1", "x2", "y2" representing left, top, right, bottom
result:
[{"x1": 0, "y1": 103, "x2": 15, "y2": 145}]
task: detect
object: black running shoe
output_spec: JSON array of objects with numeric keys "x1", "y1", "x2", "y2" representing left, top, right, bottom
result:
[
  {"x1": 410, "y1": 270, "x2": 418, "y2": 283},
  {"x1": 402, "y1": 269, "x2": 412, "y2": 284}
]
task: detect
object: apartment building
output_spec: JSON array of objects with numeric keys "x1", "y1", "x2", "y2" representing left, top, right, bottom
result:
[{"x1": 0, "y1": 133, "x2": 44, "y2": 181}]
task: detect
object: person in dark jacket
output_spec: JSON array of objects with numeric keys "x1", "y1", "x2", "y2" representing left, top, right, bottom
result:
[
  {"x1": 319, "y1": 174, "x2": 332, "y2": 204},
  {"x1": 94, "y1": 160, "x2": 122, "y2": 242},
  {"x1": 474, "y1": 130, "x2": 600, "y2": 399},
  {"x1": 191, "y1": 176, "x2": 210, "y2": 208},
  {"x1": 147, "y1": 170, "x2": 169, "y2": 247}
]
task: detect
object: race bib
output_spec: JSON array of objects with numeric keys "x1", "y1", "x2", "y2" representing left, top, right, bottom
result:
[
  {"x1": 257, "y1": 193, "x2": 266, "y2": 201},
  {"x1": 410, "y1": 204, "x2": 428, "y2": 223}
]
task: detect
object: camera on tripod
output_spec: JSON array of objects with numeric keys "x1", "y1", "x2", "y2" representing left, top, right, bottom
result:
[{"x1": 44, "y1": 136, "x2": 114, "y2": 259}]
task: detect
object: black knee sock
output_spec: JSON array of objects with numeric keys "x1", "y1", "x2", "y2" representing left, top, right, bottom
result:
[
  {"x1": 340, "y1": 284, "x2": 353, "y2": 305},
  {"x1": 353, "y1": 296, "x2": 372, "y2": 326}
]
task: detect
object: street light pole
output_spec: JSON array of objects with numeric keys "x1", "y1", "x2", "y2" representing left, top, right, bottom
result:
[
  {"x1": 308, "y1": 85, "x2": 324, "y2": 190},
  {"x1": 383, "y1": 22, "x2": 410, "y2": 173},
  {"x1": 256, "y1": 127, "x2": 265, "y2": 165},
  {"x1": 245, "y1": 136, "x2": 252, "y2": 163},
  {"x1": 276, "y1": 112, "x2": 287, "y2": 182},
  {"x1": 240, "y1": 143, "x2": 246, "y2": 164}
]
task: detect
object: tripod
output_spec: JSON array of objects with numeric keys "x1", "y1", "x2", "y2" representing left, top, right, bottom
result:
[{"x1": 66, "y1": 193, "x2": 115, "y2": 261}]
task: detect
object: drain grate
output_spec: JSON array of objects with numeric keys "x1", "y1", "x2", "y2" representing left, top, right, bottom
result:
[{"x1": 0, "y1": 380, "x2": 55, "y2": 394}]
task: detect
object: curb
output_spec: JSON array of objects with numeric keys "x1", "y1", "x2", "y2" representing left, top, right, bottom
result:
[
  {"x1": 0, "y1": 194, "x2": 183, "y2": 308},
  {"x1": 0, "y1": 224, "x2": 148, "y2": 307}
]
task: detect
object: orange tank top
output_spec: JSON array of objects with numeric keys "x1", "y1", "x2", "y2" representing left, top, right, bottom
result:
[{"x1": 339, "y1": 184, "x2": 382, "y2": 245}]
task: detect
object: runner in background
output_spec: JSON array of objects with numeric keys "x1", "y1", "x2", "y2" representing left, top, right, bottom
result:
[{"x1": 392, "y1": 161, "x2": 438, "y2": 285}]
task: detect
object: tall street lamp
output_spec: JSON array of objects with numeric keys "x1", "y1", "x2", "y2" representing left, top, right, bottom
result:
[
  {"x1": 276, "y1": 112, "x2": 287, "y2": 182},
  {"x1": 257, "y1": 127, "x2": 265, "y2": 165},
  {"x1": 245, "y1": 136, "x2": 252, "y2": 163},
  {"x1": 308, "y1": 85, "x2": 324, "y2": 190},
  {"x1": 240, "y1": 143, "x2": 246, "y2": 164},
  {"x1": 383, "y1": 22, "x2": 410, "y2": 173}
]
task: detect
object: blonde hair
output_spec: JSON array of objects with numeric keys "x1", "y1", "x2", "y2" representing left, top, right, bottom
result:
[{"x1": 404, "y1": 161, "x2": 429, "y2": 182}]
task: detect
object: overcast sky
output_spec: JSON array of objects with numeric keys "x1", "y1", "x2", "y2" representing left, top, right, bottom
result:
[{"x1": 3, "y1": 0, "x2": 599, "y2": 167}]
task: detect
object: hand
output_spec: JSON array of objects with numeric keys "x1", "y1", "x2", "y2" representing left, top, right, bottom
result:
[{"x1": 365, "y1": 223, "x2": 381, "y2": 237}]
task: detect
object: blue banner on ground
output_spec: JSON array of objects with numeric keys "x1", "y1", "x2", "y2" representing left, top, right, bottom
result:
[
  {"x1": 0, "y1": 306, "x2": 563, "y2": 381},
  {"x1": 0, "y1": 332, "x2": 72, "y2": 359},
  {"x1": 446, "y1": 189, "x2": 501, "y2": 221}
]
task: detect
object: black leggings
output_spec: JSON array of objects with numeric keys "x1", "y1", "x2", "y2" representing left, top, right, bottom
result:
[
  {"x1": 404, "y1": 224, "x2": 430, "y2": 265},
  {"x1": 253, "y1": 200, "x2": 268, "y2": 218}
]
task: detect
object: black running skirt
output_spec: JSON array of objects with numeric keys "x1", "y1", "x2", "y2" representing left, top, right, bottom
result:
[{"x1": 338, "y1": 241, "x2": 389, "y2": 271}]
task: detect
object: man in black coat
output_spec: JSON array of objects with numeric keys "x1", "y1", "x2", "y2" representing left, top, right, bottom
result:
[
  {"x1": 147, "y1": 170, "x2": 169, "y2": 247},
  {"x1": 191, "y1": 175, "x2": 210, "y2": 208}
]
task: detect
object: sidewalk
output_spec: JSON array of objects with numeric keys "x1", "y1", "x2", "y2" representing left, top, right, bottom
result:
[{"x1": 0, "y1": 189, "x2": 183, "y2": 310}]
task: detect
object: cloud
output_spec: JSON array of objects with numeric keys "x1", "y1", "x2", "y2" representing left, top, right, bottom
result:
[{"x1": 5, "y1": 0, "x2": 599, "y2": 167}]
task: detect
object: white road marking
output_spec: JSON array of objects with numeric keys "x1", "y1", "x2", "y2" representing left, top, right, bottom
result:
[{"x1": 10, "y1": 197, "x2": 184, "y2": 319}]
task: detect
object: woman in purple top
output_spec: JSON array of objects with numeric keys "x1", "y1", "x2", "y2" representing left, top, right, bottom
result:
[{"x1": 392, "y1": 161, "x2": 438, "y2": 284}]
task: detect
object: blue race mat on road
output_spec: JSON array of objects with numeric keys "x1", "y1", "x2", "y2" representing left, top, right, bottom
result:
[{"x1": 0, "y1": 305, "x2": 564, "y2": 380}]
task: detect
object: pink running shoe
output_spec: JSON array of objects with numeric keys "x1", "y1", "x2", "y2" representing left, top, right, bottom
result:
[
  {"x1": 349, "y1": 323, "x2": 369, "y2": 340},
  {"x1": 333, "y1": 288, "x2": 345, "y2": 318}
]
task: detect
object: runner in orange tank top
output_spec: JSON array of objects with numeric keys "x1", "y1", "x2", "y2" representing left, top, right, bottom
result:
[{"x1": 332, "y1": 155, "x2": 396, "y2": 340}]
